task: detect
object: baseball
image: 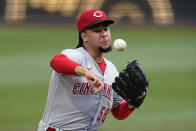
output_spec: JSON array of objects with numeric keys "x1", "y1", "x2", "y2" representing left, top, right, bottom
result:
[{"x1": 113, "y1": 39, "x2": 126, "y2": 51}]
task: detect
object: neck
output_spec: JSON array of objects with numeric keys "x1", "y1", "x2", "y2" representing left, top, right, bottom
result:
[
  {"x1": 89, "y1": 49, "x2": 104, "y2": 63},
  {"x1": 95, "y1": 55, "x2": 103, "y2": 63},
  {"x1": 84, "y1": 46, "x2": 104, "y2": 63}
]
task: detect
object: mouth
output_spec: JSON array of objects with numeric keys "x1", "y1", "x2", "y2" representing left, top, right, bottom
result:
[{"x1": 102, "y1": 40, "x2": 110, "y2": 45}]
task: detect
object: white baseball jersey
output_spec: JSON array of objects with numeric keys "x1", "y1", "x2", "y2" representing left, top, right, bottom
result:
[{"x1": 38, "y1": 47, "x2": 123, "y2": 131}]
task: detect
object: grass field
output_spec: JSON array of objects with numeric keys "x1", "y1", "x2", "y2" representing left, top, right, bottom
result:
[{"x1": 0, "y1": 24, "x2": 196, "y2": 131}]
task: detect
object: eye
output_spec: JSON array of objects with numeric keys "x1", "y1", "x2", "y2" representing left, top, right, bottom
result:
[
  {"x1": 93, "y1": 29, "x2": 101, "y2": 33},
  {"x1": 104, "y1": 27, "x2": 109, "y2": 31}
]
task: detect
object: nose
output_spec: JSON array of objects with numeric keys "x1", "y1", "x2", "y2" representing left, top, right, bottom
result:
[{"x1": 101, "y1": 30, "x2": 107, "y2": 37}]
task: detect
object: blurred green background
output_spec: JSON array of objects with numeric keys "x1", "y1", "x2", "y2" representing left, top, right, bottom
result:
[{"x1": 0, "y1": 25, "x2": 196, "y2": 131}]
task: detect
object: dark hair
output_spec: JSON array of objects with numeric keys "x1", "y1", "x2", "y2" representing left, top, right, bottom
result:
[{"x1": 76, "y1": 34, "x2": 83, "y2": 48}]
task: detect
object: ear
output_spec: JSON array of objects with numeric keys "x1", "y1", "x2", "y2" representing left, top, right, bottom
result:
[{"x1": 81, "y1": 32, "x2": 88, "y2": 43}]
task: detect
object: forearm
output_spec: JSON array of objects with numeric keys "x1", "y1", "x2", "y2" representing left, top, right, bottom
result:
[
  {"x1": 111, "y1": 100, "x2": 135, "y2": 120},
  {"x1": 50, "y1": 54, "x2": 80, "y2": 75},
  {"x1": 74, "y1": 66, "x2": 89, "y2": 76},
  {"x1": 50, "y1": 54, "x2": 103, "y2": 93}
]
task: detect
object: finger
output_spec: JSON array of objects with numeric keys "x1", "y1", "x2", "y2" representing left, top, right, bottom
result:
[
  {"x1": 91, "y1": 75, "x2": 103, "y2": 86},
  {"x1": 87, "y1": 78, "x2": 102, "y2": 93},
  {"x1": 91, "y1": 79, "x2": 99, "y2": 86},
  {"x1": 94, "y1": 77, "x2": 104, "y2": 94},
  {"x1": 87, "y1": 76, "x2": 97, "y2": 86},
  {"x1": 94, "y1": 82, "x2": 103, "y2": 94}
]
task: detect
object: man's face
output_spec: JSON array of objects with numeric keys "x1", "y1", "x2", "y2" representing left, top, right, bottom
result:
[{"x1": 82, "y1": 24, "x2": 112, "y2": 53}]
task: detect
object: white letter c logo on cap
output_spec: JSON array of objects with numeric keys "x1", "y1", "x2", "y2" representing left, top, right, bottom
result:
[{"x1": 93, "y1": 11, "x2": 102, "y2": 17}]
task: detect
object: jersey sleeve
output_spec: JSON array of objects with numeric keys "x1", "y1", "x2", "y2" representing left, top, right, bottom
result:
[
  {"x1": 50, "y1": 54, "x2": 80, "y2": 75},
  {"x1": 108, "y1": 60, "x2": 123, "y2": 109},
  {"x1": 50, "y1": 49, "x2": 84, "y2": 75},
  {"x1": 61, "y1": 49, "x2": 84, "y2": 64},
  {"x1": 111, "y1": 100, "x2": 135, "y2": 120},
  {"x1": 112, "y1": 91, "x2": 123, "y2": 108}
]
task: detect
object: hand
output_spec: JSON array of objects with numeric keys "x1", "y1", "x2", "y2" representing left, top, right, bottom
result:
[
  {"x1": 84, "y1": 71, "x2": 104, "y2": 94},
  {"x1": 75, "y1": 66, "x2": 103, "y2": 94}
]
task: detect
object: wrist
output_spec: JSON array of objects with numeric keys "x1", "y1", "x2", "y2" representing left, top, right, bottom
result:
[{"x1": 75, "y1": 66, "x2": 88, "y2": 76}]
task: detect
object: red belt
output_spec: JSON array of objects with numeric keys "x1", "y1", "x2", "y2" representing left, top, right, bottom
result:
[{"x1": 47, "y1": 127, "x2": 55, "y2": 131}]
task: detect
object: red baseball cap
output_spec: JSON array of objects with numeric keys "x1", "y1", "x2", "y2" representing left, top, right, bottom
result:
[{"x1": 77, "y1": 9, "x2": 114, "y2": 33}]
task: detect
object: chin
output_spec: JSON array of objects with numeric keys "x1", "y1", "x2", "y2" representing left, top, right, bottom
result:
[{"x1": 98, "y1": 45, "x2": 112, "y2": 53}]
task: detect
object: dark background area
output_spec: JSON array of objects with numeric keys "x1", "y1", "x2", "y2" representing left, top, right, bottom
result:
[{"x1": 0, "y1": 0, "x2": 195, "y2": 25}]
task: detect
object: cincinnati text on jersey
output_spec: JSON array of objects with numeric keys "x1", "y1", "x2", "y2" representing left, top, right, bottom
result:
[{"x1": 72, "y1": 82, "x2": 113, "y2": 101}]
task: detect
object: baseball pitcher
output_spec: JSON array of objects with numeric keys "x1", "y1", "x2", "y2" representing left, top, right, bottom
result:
[{"x1": 37, "y1": 9, "x2": 149, "y2": 131}]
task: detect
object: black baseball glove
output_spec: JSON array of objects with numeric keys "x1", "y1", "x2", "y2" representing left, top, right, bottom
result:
[{"x1": 112, "y1": 60, "x2": 149, "y2": 108}]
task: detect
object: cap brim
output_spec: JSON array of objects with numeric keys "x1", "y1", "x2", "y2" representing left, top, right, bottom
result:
[{"x1": 83, "y1": 20, "x2": 114, "y2": 31}]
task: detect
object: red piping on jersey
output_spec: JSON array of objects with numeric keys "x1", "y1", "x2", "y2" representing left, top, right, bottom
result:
[
  {"x1": 50, "y1": 54, "x2": 80, "y2": 75},
  {"x1": 111, "y1": 100, "x2": 135, "y2": 120}
]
